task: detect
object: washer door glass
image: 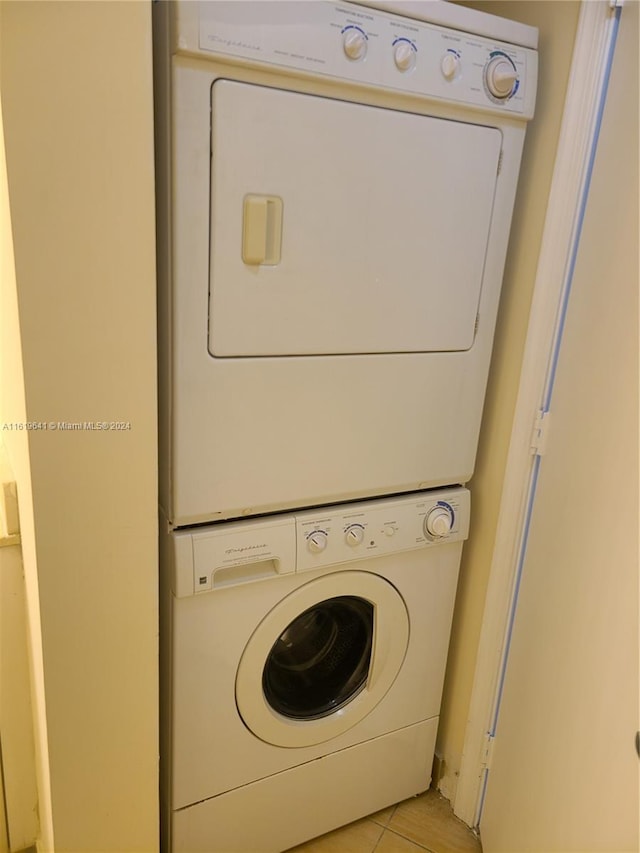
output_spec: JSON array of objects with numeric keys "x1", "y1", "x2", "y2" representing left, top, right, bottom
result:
[
  {"x1": 262, "y1": 596, "x2": 374, "y2": 720},
  {"x1": 236, "y1": 571, "x2": 409, "y2": 748}
]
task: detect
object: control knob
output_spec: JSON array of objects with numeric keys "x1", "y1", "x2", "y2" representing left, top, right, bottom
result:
[
  {"x1": 393, "y1": 41, "x2": 416, "y2": 73},
  {"x1": 343, "y1": 28, "x2": 367, "y2": 62},
  {"x1": 440, "y1": 51, "x2": 460, "y2": 81},
  {"x1": 345, "y1": 525, "x2": 364, "y2": 547},
  {"x1": 307, "y1": 531, "x2": 328, "y2": 553},
  {"x1": 484, "y1": 53, "x2": 518, "y2": 100},
  {"x1": 424, "y1": 507, "x2": 452, "y2": 538}
]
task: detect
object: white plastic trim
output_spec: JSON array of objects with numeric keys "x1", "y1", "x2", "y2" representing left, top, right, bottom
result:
[{"x1": 453, "y1": 0, "x2": 621, "y2": 828}]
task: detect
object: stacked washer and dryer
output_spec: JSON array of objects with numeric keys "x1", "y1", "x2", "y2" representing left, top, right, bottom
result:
[{"x1": 154, "y1": 2, "x2": 537, "y2": 851}]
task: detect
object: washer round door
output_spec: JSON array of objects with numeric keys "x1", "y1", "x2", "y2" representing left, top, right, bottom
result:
[{"x1": 235, "y1": 571, "x2": 409, "y2": 748}]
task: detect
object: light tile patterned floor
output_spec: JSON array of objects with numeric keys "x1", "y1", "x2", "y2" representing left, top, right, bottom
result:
[{"x1": 287, "y1": 789, "x2": 482, "y2": 853}]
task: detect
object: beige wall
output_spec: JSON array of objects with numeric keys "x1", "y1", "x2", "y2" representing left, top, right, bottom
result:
[
  {"x1": 0, "y1": 17, "x2": 54, "y2": 849},
  {"x1": 437, "y1": 1, "x2": 581, "y2": 797},
  {"x1": 0, "y1": 2, "x2": 158, "y2": 851}
]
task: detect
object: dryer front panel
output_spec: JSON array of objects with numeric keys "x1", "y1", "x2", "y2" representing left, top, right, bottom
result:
[
  {"x1": 209, "y1": 80, "x2": 502, "y2": 358},
  {"x1": 163, "y1": 57, "x2": 531, "y2": 525}
]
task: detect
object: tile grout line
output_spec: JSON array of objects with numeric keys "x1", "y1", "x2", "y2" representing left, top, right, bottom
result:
[
  {"x1": 371, "y1": 824, "x2": 384, "y2": 853},
  {"x1": 371, "y1": 825, "x2": 439, "y2": 853}
]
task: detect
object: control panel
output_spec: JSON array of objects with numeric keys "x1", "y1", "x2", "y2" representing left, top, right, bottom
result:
[
  {"x1": 192, "y1": 1, "x2": 536, "y2": 118},
  {"x1": 171, "y1": 487, "x2": 470, "y2": 595},
  {"x1": 295, "y1": 487, "x2": 470, "y2": 573}
]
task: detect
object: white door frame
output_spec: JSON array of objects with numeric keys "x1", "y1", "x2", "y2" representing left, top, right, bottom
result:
[{"x1": 453, "y1": 0, "x2": 624, "y2": 828}]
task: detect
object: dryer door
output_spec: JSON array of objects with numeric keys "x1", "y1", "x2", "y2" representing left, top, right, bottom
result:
[
  {"x1": 235, "y1": 571, "x2": 409, "y2": 747},
  {"x1": 209, "y1": 80, "x2": 502, "y2": 357}
]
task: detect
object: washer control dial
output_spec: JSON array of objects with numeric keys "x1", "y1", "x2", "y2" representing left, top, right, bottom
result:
[
  {"x1": 393, "y1": 39, "x2": 416, "y2": 73},
  {"x1": 343, "y1": 27, "x2": 367, "y2": 62},
  {"x1": 441, "y1": 50, "x2": 461, "y2": 81},
  {"x1": 307, "y1": 530, "x2": 328, "y2": 553},
  {"x1": 345, "y1": 525, "x2": 365, "y2": 547},
  {"x1": 424, "y1": 506, "x2": 453, "y2": 538},
  {"x1": 484, "y1": 52, "x2": 518, "y2": 100}
]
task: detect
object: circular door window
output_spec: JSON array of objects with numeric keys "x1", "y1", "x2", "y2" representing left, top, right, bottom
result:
[
  {"x1": 236, "y1": 571, "x2": 409, "y2": 748},
  {"x1": 262, "y1": 596, "x2": 374, "y2": 720}
]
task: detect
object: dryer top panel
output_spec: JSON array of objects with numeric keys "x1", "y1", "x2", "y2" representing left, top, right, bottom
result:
[{"x1": 171, "y1": 1, "x2": 537, "y2": 120}]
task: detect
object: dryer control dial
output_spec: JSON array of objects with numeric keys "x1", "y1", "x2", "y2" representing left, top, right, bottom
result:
[
  {"x1": 343, "y1": 27, "x2": 367, "y2": 61},
  {"x1": 307, "y1": 531, "x2": 328, "y2": 553},
  {"x1": 484, "y1": 53, "x2": 518, "y2": 100},
  {"x1": 424, "y1": 506, "x2": 453, "y2": 538},
  {"x1": 393, "y1": 40, "x2": 416, "y2": 73},
  {"x1": 441, "y1": 51, "x2": 461, "y2": 80}
]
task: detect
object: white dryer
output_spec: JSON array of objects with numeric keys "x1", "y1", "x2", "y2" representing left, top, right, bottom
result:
[
  {"x1": 154, "y1": 1, "x2": 538, "y2": 526},
  {"x1": 161, "y1": 487, "x2": 470, "y2": 852}
]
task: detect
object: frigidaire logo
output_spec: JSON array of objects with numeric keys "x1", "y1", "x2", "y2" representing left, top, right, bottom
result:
[{"x1": 225, "y1": 544, "x2": 268, "y2": 555}]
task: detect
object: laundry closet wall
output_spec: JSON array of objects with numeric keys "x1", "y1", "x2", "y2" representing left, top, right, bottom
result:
[
  {"x1": 0, "y1": 0, "x2": 588, "y2": 847},
  {"x1": 437, "y1": 0, "x2": 581, "y2": 799},
  {"x1": 0, "y1": 19, "x2": 48, "y2": 848},
  {"x1": 0, "y1": 3, "x2": 158, "y2": 851}
]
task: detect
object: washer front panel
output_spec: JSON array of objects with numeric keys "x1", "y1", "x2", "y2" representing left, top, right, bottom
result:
[{"x1": 167, "y1": 487, "x2": 469, "y2": 808}]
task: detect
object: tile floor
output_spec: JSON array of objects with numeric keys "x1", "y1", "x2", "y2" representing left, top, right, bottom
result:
[{"x1": 287, "y1": 789, "x2": 482, "y2": 853}]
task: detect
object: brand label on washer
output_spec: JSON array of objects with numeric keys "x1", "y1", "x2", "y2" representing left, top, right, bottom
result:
[{"x1": 191, "y1": 517, "x2": 296, "y2": 591}]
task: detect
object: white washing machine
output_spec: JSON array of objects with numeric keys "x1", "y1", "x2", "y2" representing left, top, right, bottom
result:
[
  {"x1": 161, "y1": 487, "x2": 470, "y2": 852},
  {"x1": 154, "y1": 1, "x2": 538, "y2": 527}
]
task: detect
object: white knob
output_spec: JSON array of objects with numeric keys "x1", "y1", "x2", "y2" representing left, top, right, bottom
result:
[
  {"x1": 425, "y1": 507, "x2": 452, "y2": 538},
  {"x1": 343, "y1": 28, "x2": 367, "y2": 62},
  {"x1": 345, "y1": 526, "x2": 364, "y2": 547},
  {"x1": 393, "y1": 41, "x2": 415, "y2": 73},
  {"x1": 307, "y1": 531, "x2": 328, "y2": 553},
  {"x1": 441, "y1": 52, "x2": 460, "y2": 81},
  {"x1": 384, "y1": 525, "x2": 395, "y2": 538},
  {"x1": 485, "y1": 55, "x2": 518, "y2": 99}
]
